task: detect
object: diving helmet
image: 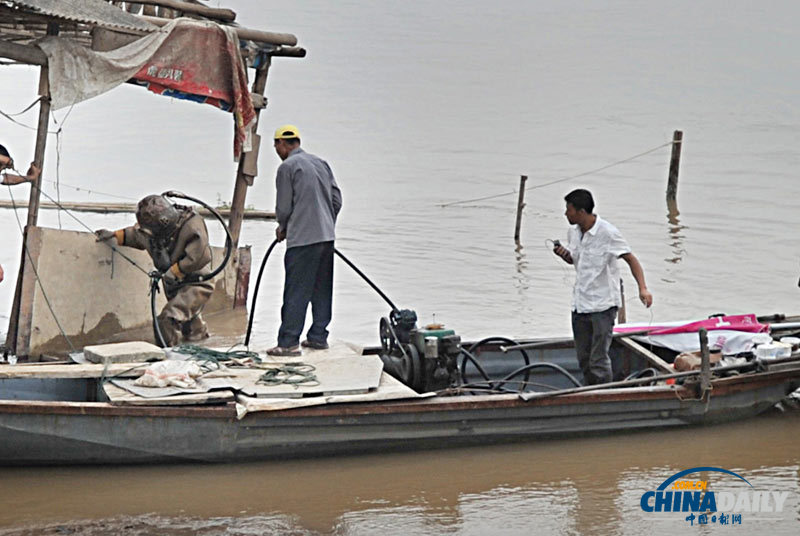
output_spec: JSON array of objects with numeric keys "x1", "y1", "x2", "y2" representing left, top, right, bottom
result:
[{"x1": 136, "y1": 195, "x2": 179, "y2": 237}]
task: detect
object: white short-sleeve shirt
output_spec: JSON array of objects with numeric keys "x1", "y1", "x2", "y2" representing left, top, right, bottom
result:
[{"x1": 566, "y1": 215, "x2": 631, "y2": 313}]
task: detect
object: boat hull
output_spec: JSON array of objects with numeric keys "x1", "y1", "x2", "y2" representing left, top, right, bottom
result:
[{"x1": 1, "y1": 368, "x2": 797, "y2": 465}]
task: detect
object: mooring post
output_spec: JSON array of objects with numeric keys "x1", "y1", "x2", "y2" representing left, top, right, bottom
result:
[
  {"x1": 699, "y1": 327, "x2": 711, "y2": 395},
  {"x1": 514, "y1": 175, "x2": 527, "y2": 242},
  {"x1": 617, "y1": 279, "x2": 627, "y2": 324},
  {"x1": 666, "y1": 130, "x2": 683, "y2": 204}
]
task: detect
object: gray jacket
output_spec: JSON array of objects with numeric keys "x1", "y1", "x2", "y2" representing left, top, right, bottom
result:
[{"x1": 275, "y1": 147, "x2": 342, "y2": 248}]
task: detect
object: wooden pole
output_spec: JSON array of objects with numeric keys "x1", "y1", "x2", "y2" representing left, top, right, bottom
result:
[
  {"x1": 228, "y1": 57, "x2": 271, "y2": 250},
  {"x1": 137, "y1": 15, "x2": 298, "y2": 46},
  {"x1": 666, "y1": 130, "x2": 683, "y2": 204},
  {"x1": 699, "y1": 327, "x2": 711, "y2": 395},
  {"x1": 5, "y1": 23, "x2": 57, "y2": 357},
  {"x1": 513, "y1": 175, "x2": 527, "y2": 242},
  {"x1": 123, "y1": 0, "x2": 237, "y2": 22},
  {"x1": 0, "y1": 41, "x2": 47, "y2": 65},
  {"x1": 617, "y1": 279, "x2": 627, "y2": 324}
]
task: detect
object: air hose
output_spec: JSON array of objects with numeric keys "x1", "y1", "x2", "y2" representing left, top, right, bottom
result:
[
  {"x1": 244, "y1": 238, "x2": 279, "y2": 346},
  {"x1": 244, "y1": 240, "x2": 400, "y2": 347},
  {"x1": 150, "y1": 191, "x2": 234, "y2": 348},
  {"x1": 161, "y1": 190, "x2": 233, "y2": 285}
]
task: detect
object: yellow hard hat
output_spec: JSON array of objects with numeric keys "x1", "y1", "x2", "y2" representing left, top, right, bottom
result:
[{"x1": 274, "y1": 124, "x2": 301, "y2": 140}]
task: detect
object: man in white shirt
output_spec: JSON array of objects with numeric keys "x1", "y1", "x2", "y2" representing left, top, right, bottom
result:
[{"x1": 553, "y1": 189, "x2": 653, "y2": 385}]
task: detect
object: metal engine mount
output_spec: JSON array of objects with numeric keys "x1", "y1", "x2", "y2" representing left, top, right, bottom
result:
[{"x1": 378, "y1": 309, "x2": 461, "y2": 392}]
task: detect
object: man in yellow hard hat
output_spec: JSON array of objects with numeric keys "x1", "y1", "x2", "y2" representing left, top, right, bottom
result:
[{"x1": 267, "y1": 125, "x2": 342, "y2": 356}]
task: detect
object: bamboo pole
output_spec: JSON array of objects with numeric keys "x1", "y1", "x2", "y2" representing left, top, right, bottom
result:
[
  {"x1": 228, "y1": 57, "x2": 272, "y2": 249},
  {"x1": 0, "y1": 200, "x2": 275, "y2": 220},
  {"x1": 5, "y1": 23, "x2": 57, "y2": 357},
  {"x1": 0, "y1": 40, "x2": 47, "y2": 65},
  {"x1": 137, "y1": 14, "x2": 297, "y2": 46},
  {"x1": 124, "y1": 0, "x2": 236, "y2": 22},
  {"x1": 513, "y1": 175, "x2": 527, "y2": 242},
  {"x1": 666, "y1": 130, "x2": 683, "y2": 204}
]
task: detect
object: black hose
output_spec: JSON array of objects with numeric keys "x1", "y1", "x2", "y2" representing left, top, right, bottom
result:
[
  {"x1": 624, "y1": 367, "x2": 659, "y2": 382},
  {"x1": 460, "y1": 337, "x2": 532, "y2": 389},
  {"x1": 150, "y1": 273, "x2": 168, "y2": 348},
  {"x1": 243, "y1": 242, "x2": 401, "y2": 348},
  {"x1": 245, "y1": 238, "x2": 279, "y2": 346},
  {"x1": 459, "y1": 348, "x2": 495, "y2": 388},
  {"x1": 492, "y1": 362, "x2": 582, "y2": 391},
  {"x1": 333, "y1": 248, "x2": 398, "y2": 312},
  {"x1": 161, "y1": 190, "x2": 233, "y2": 286}
]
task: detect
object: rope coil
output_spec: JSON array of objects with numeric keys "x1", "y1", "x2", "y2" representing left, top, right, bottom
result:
[{"x1": 257, "y1": 362, "x2": 319, "y2": 388}]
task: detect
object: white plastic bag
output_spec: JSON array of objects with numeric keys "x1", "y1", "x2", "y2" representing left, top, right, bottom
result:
[{"x1": 134, "y1": 360, "x2": 203, "y2": 389}]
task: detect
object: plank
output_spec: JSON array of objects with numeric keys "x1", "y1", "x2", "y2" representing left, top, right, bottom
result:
[
  {"x1": 0, "y1": 200, "x2": 275, "y2": 220},
  {"x1": 617, "y1": 337, "x2": 674, "y2": 374},
  {"x1": 0, "y1": 363, "x2": 146, "y2": 379}
]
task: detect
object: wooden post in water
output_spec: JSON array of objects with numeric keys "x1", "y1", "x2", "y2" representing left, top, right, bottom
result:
[
  {"x1": 666, "y1": 130, "x2": 683, "y2": 206},
  {"x1": 5, "y1": 23, "x2": 57, "y2": 357},
  {"x1": 617, "y1": 279, "x2": 627, "y2": 324},
  {"x1": 513, "y1": 175, "x2": 527, "y2": 242}
]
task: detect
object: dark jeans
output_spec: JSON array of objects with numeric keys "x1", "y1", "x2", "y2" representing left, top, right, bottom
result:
[
  {"x1": 277, "y1": 241, "x2": 334, "y2": 348},
  {"x1": 571, "y1": 307, "x2": 618, "y2": 386}
]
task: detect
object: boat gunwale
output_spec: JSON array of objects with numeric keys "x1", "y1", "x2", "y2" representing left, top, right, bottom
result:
[{"x1": 0, "y1": 366, "x2": 797, "y2": 419}]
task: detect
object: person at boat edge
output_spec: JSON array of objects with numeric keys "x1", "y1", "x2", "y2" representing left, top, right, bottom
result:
[
  {"x1": 0, "y1": 143, "x2": 42, "y2": 284},
  {"x1": 553, "y1": 188, "x2": 653, "y2": 385}
]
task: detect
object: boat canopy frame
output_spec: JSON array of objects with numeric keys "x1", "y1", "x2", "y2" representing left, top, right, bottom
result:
[{"x1": 0, "y1": 0, "x2": 306, "y2": 357}]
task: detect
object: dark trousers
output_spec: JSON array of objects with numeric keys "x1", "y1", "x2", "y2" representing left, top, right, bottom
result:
[
  {"x1": 277, "y1": 241, "x2": 334, "y2": 348},
  {"x1": 571, "y1": 307, "x2": 617, "y2": 386}
]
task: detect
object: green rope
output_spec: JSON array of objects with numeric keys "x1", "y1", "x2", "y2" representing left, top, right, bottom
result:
[
  {"x1": 257, "y1": 362, "x2": 319, "y2": 389},
  {"x1": 173, "y1": 344, "x2": 262, "y2": 371},
  {"x1": 172, "y1": 346, "x2": 318, "y2": 388}
]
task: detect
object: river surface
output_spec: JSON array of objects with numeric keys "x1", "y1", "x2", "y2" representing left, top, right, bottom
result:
[{"x1": 1, "y1": 0, "x2": 800, "y2": 533}]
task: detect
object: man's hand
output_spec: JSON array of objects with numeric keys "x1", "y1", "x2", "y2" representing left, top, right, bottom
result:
[
  {"x1": 25, "y1": 163, "x2": 40, "y2": 181},
  {"x1": 639, "y1": 287, "x2": 653, "y2": 308},
  {"x1": 553, "y1": 244, "x2": 573, "y2": 264},
  {"x1": 95, "y1": 229, "x2": 115, "y2": 242},
  {"x1": 275, "y1": 226, "x2": 286, "y2": 242},
  {"x1": 0, "y1": 263, "x2": 4, "y2": 283},
  {"x1": 1, "y1": 173, "x2": 29, "y2": 186}
]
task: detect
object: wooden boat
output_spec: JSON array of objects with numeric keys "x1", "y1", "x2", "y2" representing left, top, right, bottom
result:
[{"x1": 2, "y1": 318, "x2": 799, "y2": 466}]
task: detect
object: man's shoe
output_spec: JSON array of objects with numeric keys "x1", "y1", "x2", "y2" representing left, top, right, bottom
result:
[
  {"x1": 266, "y1": 345, "x2": 301, "y2": 357},
  {"x1": 301, "y1": 339, "x2": 329, "y2": 350}
]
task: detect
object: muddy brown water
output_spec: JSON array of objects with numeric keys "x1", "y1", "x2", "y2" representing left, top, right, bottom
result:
[
  {"x1": 0, "y1": 411, "x2": 799, "y2": 534},
  {"x1": 2, "y1": 0, "x2": 800, "y2": 533}
]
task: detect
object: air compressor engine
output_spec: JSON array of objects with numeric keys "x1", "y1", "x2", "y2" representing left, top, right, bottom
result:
[{"x1": 378, "y1": 309, "x2": 462, "y2": 392}]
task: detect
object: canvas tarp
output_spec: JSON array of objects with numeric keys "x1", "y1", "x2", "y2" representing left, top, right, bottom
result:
[{"x1": 37, "y1": 18, "x2": 255, "y2": 159}]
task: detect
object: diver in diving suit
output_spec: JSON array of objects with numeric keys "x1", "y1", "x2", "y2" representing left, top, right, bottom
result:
[{"x1": 95, "y1": 195, "x2": 214, "y2": 346}]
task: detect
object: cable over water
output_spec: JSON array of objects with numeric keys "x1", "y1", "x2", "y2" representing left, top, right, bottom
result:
[{"x1": 439, "y1": 140, "x2": 677, "y2": 208}]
